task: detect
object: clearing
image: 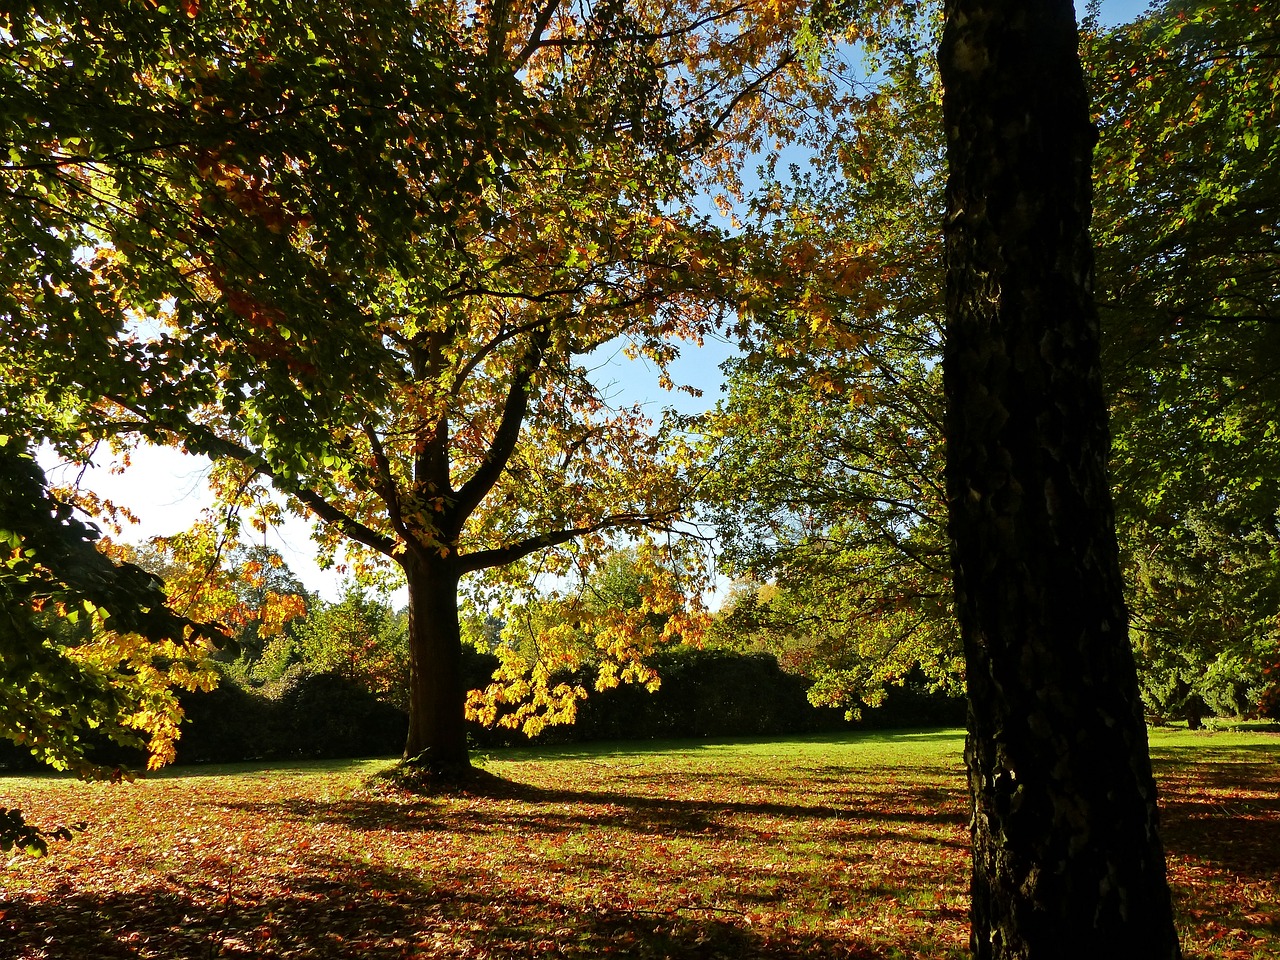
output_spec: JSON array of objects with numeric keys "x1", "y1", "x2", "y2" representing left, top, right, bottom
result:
[{"x1": 1, "y1": 728, "x2": 1276, "y2": 958}]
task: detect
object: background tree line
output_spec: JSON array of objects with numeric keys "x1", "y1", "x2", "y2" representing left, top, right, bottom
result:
[{"x1": 3, "y1": 544, "x2": 930, "y2": 771}]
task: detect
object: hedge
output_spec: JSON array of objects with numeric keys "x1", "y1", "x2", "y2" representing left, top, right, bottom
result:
[{"x1": 0, "y1": 647, "x2": 964, "y2": 769}]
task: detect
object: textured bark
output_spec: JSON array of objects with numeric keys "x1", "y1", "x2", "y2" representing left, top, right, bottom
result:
[
  {"x1": 938, "y1": 2, "x2": 1181, "y2": 958},
  {"x1": 402, "y1": 554, "x2": 470, "y2": 771}
]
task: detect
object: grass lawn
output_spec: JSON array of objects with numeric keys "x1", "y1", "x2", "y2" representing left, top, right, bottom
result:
[{"x1": 1, "y1": 727, "x2": 1276, "y2": 958}]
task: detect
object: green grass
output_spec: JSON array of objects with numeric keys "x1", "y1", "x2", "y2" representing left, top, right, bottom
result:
[{"x1": 1, "y1": 727, "x2": 1276, "y2": 958}]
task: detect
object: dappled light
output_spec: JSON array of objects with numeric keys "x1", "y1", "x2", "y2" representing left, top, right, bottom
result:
[{"x1": 4, "y1": 732, "x2": 1278, "y2": 958}]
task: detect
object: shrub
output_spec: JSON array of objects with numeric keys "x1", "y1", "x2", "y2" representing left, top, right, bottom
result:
[
  {"x1": 265, "y1": 667, "x2": 407, "y2": 759},
  {"x1": 173, "y1": 673, "x2": 276, "y2": 764}
]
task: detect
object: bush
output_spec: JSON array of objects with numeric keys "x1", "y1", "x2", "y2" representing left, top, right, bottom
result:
[
  {"x1": 169, "y1": 665, "x2": 406, "y2": 764},
  {"x1": 510, "y1": 647, "x2": 847, "y2": 744},
  {"x1": 266, "y1": 667, "x2": 406, "y2": 759},
  {"x1": 853, "y1": 672, "x2": 967, "y2": 729},
  {"x1": 160, "y1": 647, "x2": 500, "y2": 765},
  {"x1": 548, "y1": 648, "x2": 964, "y2": 743},
  {"x1": 173, "y1": 672, "x2": 276, "y2": 764}
]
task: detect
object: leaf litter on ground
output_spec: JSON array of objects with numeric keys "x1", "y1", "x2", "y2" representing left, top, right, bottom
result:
[{"x1": 0, "y1": 728, "x2": 1276, "y2": 959}]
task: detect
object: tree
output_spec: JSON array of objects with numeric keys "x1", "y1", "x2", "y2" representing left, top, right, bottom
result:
[
  {"x1": 268, "y1": 582, "x2": 411, "y2": 708},
  {"x1": 939, "y1": 0, "x2": 1181, "y2": 955},
  {"x1": 224, "y1": 543, "x2": 310, "y2": 660},
  {"x1": 3, "y1": 1, "x2": 830, "y2": 772},
  {"x1": 0, "y1": 438, "x2": 220, "y2": 775},
  {"x1": 0, "y1": 437, "x2": 220, "y2": 852},
  {"x1": 708, "y1": 0, "x2": 1280, "y2": 725},
  {"x1": 703, "y1": 30, "x2": 958, "y2": 713},
  {"x1": 1088, "y1": 0, "x2": 1280, "y2": 724},
  {"x1": 119, "y1": 531, "x2": 309, "y2": 660},
  {"x1": 466, "y1": 544, "x2": 706, "y2": 737}
]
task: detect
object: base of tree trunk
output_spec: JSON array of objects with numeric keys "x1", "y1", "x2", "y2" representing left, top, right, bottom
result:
[{"x1": 369, "y1": 758, "x2": 533, "y2": 798}]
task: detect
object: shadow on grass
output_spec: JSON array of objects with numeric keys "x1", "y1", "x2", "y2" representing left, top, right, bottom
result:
[
  {"x1": 218, "y1": 771, "x2": 969, "y2": 848},
  {"x1": 1152, "y1": 742, "x2": 1280, "y2": 764},
  {"x1": 1, "y1": 853, "x2": 961, "y2": 959},
  {"x1": 1156, "y1": 757, "x2": 1280, "y2": 882}
]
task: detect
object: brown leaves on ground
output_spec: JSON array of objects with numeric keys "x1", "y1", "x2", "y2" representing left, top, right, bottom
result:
[
  {"x1": 1156, "y1": 742, "x2": 1280, "y2": 959},
  {"x1": 1, "y1": 731, "x2": 1277, "y2": 959}
]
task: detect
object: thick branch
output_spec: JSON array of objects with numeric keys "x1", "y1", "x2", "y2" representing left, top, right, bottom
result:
[
  {"x1": 196, "y1": 432, "x2": 397, "y2": 556},
  {"x1": 105, "y1": 401, "x2": 397, "y2": 556},
  {"x1": 364, "y1": 424, "x2": 410, "y2": 544},
  {"x1": 456, "y1": 511, "x2": 679, "y2": 574},
  {"x1": 515, "y1": 0, "x2": 564, "y2": 67},
  {"x1": 451, "y1": 326, "x2": 552, "y2": 522},
  {"x1": 448, "y1": 317, "x2": 549, "y2": 401}
]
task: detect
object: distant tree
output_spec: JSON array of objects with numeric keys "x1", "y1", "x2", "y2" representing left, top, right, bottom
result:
[
  {"x1": 939, "y1": 0, "x2": 1180, "y2": 953},
  {"x1": 120, "y1": 526, "x2": 308, "y2": 661},
  {"x1": 266, "y1": 583, "x2": 410, "y2": 708},
  {"x1": 225, "y1": 543, "x2": 310, "y2": 659}
]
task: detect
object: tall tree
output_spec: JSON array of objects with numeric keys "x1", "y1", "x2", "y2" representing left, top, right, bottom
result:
[
  {"x1": 939, "y1": 0, "x2": 1181, "y2": 955},
  {"x1": 1090, "y1": 0, "x2": 1280, "y2": 724},
  {"x1": 706, "y1": 0, "x2": 1279, "y2": 726},
  {"x1": 2, "y1": 1, "x2": 827, "y2": 772}
]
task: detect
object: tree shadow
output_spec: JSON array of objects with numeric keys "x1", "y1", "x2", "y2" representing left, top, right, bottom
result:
[
  {"x1": 1, "y1": 853, "x2": 965, "y2": 959},
  {"x1": 1156, "y1": 757, "x2": 1280, "y2": 882},
  {"x1": 219, "y1": 773, "x2": 969, "y2": 847}
]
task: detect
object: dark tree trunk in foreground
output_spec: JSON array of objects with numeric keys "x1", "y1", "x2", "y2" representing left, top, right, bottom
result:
[
  {"x1": 939, "y1": 2, "x2": 1181, "y2": 957},
  {"x1": 402, "y1": 554, "x2": 470, "y2": 770}
]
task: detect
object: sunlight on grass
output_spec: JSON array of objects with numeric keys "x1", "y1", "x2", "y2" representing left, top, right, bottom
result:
[{"x1": 2, "y1": 727, "x2": 1276, "y2": 959}]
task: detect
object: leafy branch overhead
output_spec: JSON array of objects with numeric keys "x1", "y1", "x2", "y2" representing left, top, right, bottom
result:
[
  {"x1": 706, "y1": 0, "x2": 1280, "y2": 723},
  {"x1": 0, "y1": 437, "x2": 222, "y2": 781}
]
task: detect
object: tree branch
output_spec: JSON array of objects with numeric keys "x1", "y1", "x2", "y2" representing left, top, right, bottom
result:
[
  {"x1": 456, "y1": 510, "x2": 680, "y2": 574},
  {"x1": 104, "y1": 400, "x2": 398, "y2": 556},
  {"x1": 451, "y1": 326, "x2": 552, "y2": 523}
]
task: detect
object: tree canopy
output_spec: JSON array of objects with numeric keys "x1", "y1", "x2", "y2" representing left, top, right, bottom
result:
[
  {"x1": 705, "y1": 0, "x2": 1280, "y2": 724},
  {"x1": 1091, "y1": 0, "x2": 1280, "y2": 722},
  {"x1": 704, "y1": 23, "x2": 955, "y2": 714},
  {"x1": 2, "y1": 0, "x2": 858, "y2": 770}
]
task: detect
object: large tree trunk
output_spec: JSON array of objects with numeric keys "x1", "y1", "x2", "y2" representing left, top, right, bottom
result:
[
  {"x1": 402, "y1": 553, "x2": 470, "y2": 771},
  {"x1": 938, "y1": 2, "x2": 1181, "y2": 958}
]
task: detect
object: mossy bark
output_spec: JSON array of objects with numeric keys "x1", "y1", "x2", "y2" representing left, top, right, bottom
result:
[{"x1": 939, "y1": 1, "x2": 1181, "y2": 956}]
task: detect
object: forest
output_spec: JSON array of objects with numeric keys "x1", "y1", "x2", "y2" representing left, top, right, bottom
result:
[{"x1": 2, "y1": 0, "x2": 1277, "y2": 957}]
